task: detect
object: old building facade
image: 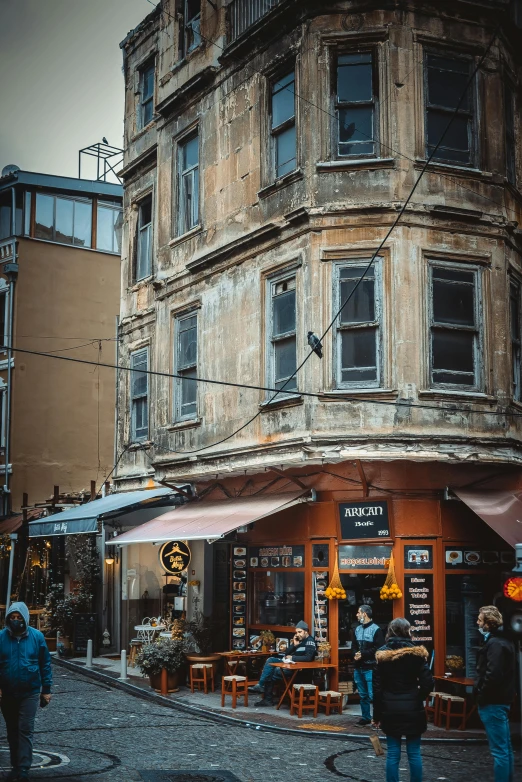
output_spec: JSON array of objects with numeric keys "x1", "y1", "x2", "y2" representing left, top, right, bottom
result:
[{"x1": 115, "y1": 1, "x2": 522, "y2": 677}]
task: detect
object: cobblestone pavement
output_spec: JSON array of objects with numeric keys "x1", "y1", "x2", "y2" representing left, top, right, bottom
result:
[{"x1": 0, "y1": 669, "x2": 518, "y2": 782}]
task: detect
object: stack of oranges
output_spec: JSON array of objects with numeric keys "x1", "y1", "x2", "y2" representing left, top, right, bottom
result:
[
  {"x1": 380, "y1": 583, "x2": 403, "y2": 601},
  {"x1": 325, "y1": 585, "x2": 347, "y2": 600}
]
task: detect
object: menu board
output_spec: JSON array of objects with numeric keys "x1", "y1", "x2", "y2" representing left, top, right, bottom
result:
[
  {"x1": 73, "y1": 613, "x2": 98, "y2": 654},
  {"x1": 248, "y1": 545, "x2": 305, "y2": 568},
  {"x1": 339, "y1": 501, "x2": 390, "y2": 541},
  {"x1": 464, "y1": 594, "x2": 483, "y2": 679},
  {"x1": 404, "y1": 574, "x2": 434, "y2": 654},
  {"x1": 404, "y1": 545, "x2": 433, "y2": 570},
  {"x1": 232, "y1": 546, "x2": 248, "y2": 649},
  {"x1": 339, "y1": 545, "x2": 391, "y2": 570}
]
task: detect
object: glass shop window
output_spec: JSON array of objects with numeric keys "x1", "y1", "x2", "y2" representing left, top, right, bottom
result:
[
  {"x1": 429, "y1": 263, "x2": 481, "y2": 389},
  {"x1": 335, "y1": 51, "x2": 377, "y2": 158},
  {"x1": 251, "y1": 571, "x2": 305, "y2": 628}
]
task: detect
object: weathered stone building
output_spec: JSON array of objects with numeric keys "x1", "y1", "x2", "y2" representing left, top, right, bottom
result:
[{"x1": 114, "y1": 1, "x2": 522, "y2": 674}]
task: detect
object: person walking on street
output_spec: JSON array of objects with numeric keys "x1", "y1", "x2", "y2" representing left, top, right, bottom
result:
[
  {"x1": 352, "y1": 605, "x2": 385, "y2": 726},
  {"x1": 475, "y1": 605, "x2": 515, "y2": 782},
  {"x1": 0, "y1": 601, "x2": 52, "y2": 780},
  {"x1": 373, "y1": 617, "x2": 434, "y2": 782}
]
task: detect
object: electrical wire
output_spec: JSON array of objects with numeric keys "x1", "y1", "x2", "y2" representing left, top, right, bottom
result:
[{"x1": 3, "y1": 337, "x2": 519, "y2": 419}]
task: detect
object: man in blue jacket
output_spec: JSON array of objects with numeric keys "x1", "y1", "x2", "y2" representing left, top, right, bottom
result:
[{"x1": 0, "y1": 601, "x2": 52, "y2": 780}]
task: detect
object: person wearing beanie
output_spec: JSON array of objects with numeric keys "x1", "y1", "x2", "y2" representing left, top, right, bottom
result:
[
  {"x1": 249, "y1": 620, "x2": 317, "y2": 707},
  {"x1": 0, "y1": 601, "x2": 52, "y2": 780}
]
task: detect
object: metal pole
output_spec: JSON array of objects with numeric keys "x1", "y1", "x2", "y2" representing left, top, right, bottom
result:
[
  {"x1": 86, "y1": 639, "x2": 93, "y2": 668},
  {"x1": 118, "y1": 649, "x2": 128, "y2": 680},
  {"x1": 6, "y1": 532, "x2": 17, "y2": 609}
]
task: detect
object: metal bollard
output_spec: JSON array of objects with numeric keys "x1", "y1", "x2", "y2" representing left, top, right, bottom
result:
[
  {"x1": 86, "y1": 639, "x2": 93, "y2": 668},
  {"x1": 160, "y1": 667, "x2": 168, "y2": 696},
  {"x1": 117, "y1": 649, "x2": 128, "y2": 681}
]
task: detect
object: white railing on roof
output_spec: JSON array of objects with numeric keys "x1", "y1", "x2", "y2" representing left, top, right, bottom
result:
[{"x1": 229, "y1": 0, "x2": 285, "y2": 42}]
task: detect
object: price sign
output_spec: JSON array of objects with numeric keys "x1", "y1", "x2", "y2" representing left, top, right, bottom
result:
[{"x1": 338, "y1": 501, "x2": 391, "y2": 542}]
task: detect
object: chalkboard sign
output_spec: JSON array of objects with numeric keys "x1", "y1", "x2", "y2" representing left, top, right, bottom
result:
[
  {"x1": 338, "y1": 501, "x2": 391, "y2": 542},
  {"x1": 73, "y1": 613, "x2": 98, "y2": 655},
  {"x1": 404, "y1": 574, "x2": 434, "y2": 654}
]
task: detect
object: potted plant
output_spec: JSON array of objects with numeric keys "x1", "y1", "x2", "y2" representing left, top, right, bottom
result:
[
  {"x1": 259, "y1": 629, "x2": 275, "y2": 653},
  {"x1": 185, "y1": 611, "x2": 222, "y2": 673},
  {"x1": 44, "y1": 582, "x2": 92, "y2": 656},
  {"x1": 135, "y1": 638, "x2": 186, "y2": 692}
]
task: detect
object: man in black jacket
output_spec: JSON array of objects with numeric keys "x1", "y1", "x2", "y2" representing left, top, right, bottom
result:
[
  {"x1": 352, "y1": 605, "x2": 385, "y2": 726},
  {"x1": 249, "y1": 621, "x2": 317, "y2": 707},
  {"x1": 475, "y1": 605, "x2": 515, "y2": 782}
]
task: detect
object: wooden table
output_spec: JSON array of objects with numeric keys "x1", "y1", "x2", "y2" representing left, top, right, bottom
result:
[
  {"x1": 134, "y1": 624, "x2": 166, "y2": 642},
  {"x1": 218, "y1": 650, "x2": 272, "y2": 677},
  {"x1": 270, "y1": 661, "x2": 336, "y2": 710}
]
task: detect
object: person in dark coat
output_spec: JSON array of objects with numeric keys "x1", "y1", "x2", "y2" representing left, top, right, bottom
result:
[
  {"x1": 373, "y1": 617, "x2": 434, "y2": 782},
  {"x1": 475, "y1": 605, "x2": 515, "y2": 782}
]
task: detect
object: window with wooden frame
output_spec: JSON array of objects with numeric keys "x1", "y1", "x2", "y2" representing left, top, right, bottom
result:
[
  {"x1": 139, "y1": 61, "x2": 155, "y2": 129},
  {"x1": 334, "y1": 51, "x2": 378, "y2": 158},
  {"x1": 174, "y1": 311, "x2": 198, "y2": 420},
  {"x1": 136, "y1": 195, "x2": 153, "y2": 281},
  {"x1": 178, "y1": 0, "x2": 201, "y2": 58},
  {"x1": 505, "y1": 82, "x2": 516, "y2": 185},
  {"x1": 177, "y1": 133, "x2": 199, "y2": 235},
  {"x1": 510, "y1": 280, "x2": 522, "y2": 401},
  {"x1": 429, "y1": 262, "x2": 482, "y2": 390},
  {"x1": 131, "y1": 348, "x2": 149, "y2": 441},
  {"x1": 425, "y1": 53, "x2": 474, "y2": 165},
  {"x1": 34, "y1": 193, "x2": 92, "y2": 247},
  {"x1": 333, "y1": 260, "x2": 383, "y2": 389},
  {"x1": 270, "y1": 69, "x2": 297, "y2": 179},
  {"x1": 266, "y1": 273, "x2": 297, "y2": 395}
]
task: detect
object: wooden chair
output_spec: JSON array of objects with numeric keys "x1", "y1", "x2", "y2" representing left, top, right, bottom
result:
[
  {"x1": 221, "y1": 675, "x2": 248, "y2": 708},
  {"x1": 128, "y1": 639, "x2": 142, "y2": 667},
  {"x1": 290, "y1": 684, "x2": 319, "y2": 718},
  {"x1": 437, "y1": 694, "x2": 467, "y2": 730},
  {"x1": 425, "y1": 691, "x2": 441, "y2": 723},
  {"x1": 190, "y1": 663, "x2": 215, "y2": 694},
  {"x1": 318, "y1": 690, "x2": 343, "y2": 716}
]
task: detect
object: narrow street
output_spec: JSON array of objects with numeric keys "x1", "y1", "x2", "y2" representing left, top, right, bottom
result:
[{"x1": 0, "y1": 668, "x2": 515, "y2": 782}]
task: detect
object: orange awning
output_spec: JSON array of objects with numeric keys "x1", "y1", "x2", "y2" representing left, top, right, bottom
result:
[
  {"x1": 107, "y1": 491, "x2": 308, "y2": 545},
  {"x1": 454, "y1": 489, "x2": 522, "y2": 548}
]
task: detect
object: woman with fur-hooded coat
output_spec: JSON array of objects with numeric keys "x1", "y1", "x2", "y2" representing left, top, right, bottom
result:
[{"x1": 373, "y1": 618, "x2": 434, "y2": 782}]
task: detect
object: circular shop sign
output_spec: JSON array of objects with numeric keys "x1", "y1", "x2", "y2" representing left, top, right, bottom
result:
[{"x1": 159, "y1": 540, "x2": 191, "y2": 574}]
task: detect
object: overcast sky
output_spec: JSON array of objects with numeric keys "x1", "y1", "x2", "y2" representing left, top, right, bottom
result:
[{"x1": 0, "y1": 0, "x2": 152, "y2": 180}]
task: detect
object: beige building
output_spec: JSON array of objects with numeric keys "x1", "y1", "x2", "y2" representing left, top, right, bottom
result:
[
  {"x1": 0, "y1": 166, "x2": 122, "y2": 515},
  {"x1": 113, "y1": 2, "x2": 522, "y2": 670}
]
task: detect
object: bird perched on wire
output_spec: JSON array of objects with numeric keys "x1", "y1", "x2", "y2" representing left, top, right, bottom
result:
[
  {"x1": 102, "y1": 137, "x2": 109, "y2": 145},
  {"x1": 307, "y1": 331, "x2": 323, "y2": 358}
]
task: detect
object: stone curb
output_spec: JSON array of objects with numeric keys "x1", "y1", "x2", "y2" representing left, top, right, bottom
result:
[{"x1": 52, "y1": 657, "x2": 489, "y2": 746}]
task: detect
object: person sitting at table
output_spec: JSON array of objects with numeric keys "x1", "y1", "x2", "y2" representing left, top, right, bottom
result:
[{"x1": 249, "y1": 620, "x2": 317, "y2": 707}]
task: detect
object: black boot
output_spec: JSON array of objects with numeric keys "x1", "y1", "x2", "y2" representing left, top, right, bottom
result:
[{"x1": 254, "y1": 685, "x2": 274, "y2": 707}]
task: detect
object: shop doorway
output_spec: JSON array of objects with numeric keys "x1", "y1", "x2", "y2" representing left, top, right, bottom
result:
[{"x1": 338, "y1": 573, "x2": 393, "y2": 648}]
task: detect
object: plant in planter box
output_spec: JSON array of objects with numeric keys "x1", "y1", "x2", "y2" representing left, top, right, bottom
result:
[{"x1": 135, "y1": 638, "x2": 186, "y2": 692}]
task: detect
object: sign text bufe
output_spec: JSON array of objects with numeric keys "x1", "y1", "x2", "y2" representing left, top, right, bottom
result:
[{"x1": 339, "y1": 501, "x2": 390, "y2": 541}]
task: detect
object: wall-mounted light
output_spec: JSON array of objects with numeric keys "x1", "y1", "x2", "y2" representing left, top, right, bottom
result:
[{"x1": 105, "y1": 555, "x2": 115, "y2": 565}]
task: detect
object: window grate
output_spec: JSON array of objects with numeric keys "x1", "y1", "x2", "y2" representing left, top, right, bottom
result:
[{"x1": 228, "y1": 0, "x2": 284, "y2": 42}]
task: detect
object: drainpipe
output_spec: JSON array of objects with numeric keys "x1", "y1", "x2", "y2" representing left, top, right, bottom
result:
[{"x1": 3, "y1": 188, "x2": 18, "y2": 517}]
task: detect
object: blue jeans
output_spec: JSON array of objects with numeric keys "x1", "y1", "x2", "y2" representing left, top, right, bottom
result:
[
  {"x1": 1, "y1": 693, "x2": 40, "y2": 773},
  {"x1": 258, "y1": 657, "x2": 283, "y2": 689},
  {"x1": 354, "y1": 668, "x2": 373, "y2": 721},
  {"x1": 478, "y1": 704, "x2": 514, "y2": 782},
  {"x1": 386, "y1": 736, "x2": 422, "y2": 782}
]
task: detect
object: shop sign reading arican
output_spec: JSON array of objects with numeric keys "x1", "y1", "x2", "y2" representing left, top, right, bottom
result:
[
  {"x1": 159, "y1": 540, "x2": 191, "y2": 574},
  {"x1": 338, "y1": 501, "x2": 390, "y2": 542}
]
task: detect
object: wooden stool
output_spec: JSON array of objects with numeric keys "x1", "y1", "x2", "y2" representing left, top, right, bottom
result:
[
  {"x1": 128, "y1": 640, "x2": 142, "y2": 667},
  {"x1": 425, "y1": 691, "x2": 441, "y2": 724},
  {"x1": 290, "y1": 684, "x2": 319, "y2": 718},
  {"x1": 221, "y1": 675, "x2": 248, "y2": 708},
  {"x1": 190, "y1": 663, "x2": 215, "y2": 693},
  {"x1": 318, "y1": 690, "x2": 343, "y2": 716},
  {"x1": 438, "y1": 694, "x2": 466, "y2": 730}
]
